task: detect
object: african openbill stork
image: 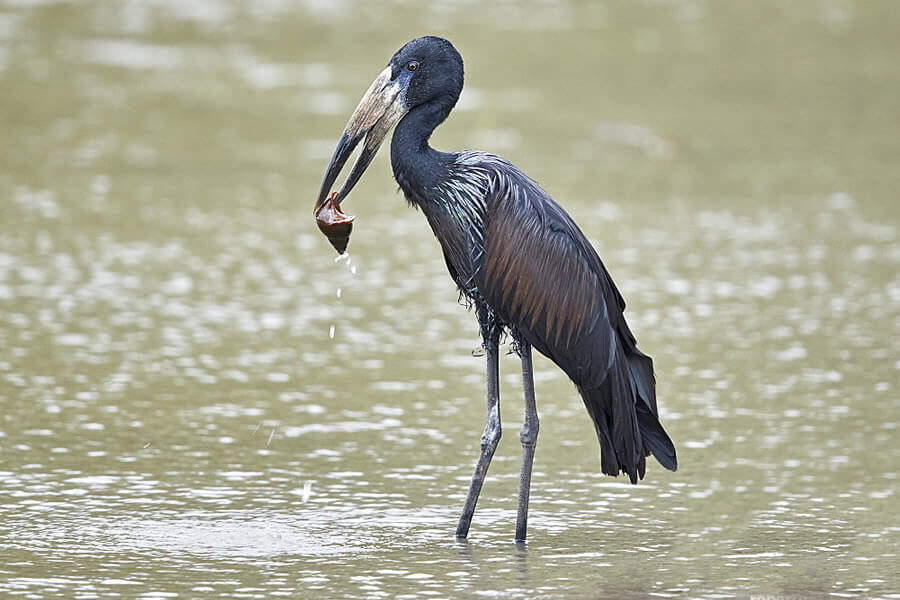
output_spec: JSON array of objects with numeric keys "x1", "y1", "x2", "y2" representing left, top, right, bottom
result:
[{"x1": 314, "y1": 36, "x2": 677, "y2": 542}]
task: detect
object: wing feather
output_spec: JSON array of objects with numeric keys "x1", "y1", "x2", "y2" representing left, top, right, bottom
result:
[{"x1": 479, "y1": 169, "x2": 621, "y2": 388}]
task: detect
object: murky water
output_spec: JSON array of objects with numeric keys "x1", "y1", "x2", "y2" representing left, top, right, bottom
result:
[{"x1": 1, "y1": 1, "x2": 898, "y2": 598}]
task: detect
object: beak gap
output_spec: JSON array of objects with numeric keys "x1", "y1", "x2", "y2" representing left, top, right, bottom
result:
[{"x1": 314, "y1": 66, "x2": 407, "y2": 212}]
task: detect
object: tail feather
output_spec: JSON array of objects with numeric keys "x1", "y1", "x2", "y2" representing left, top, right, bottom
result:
[
  {"x1": 587, "y1": 399, "x2": 624, "y2": 478},
  {"x1": 580, "y1": 354, "x2": 644, "y2": 483},
  {"x1": 636, "y1": 402, "x2": 678, "y2": 472},
  {"x1": 627, "y1": 348, "x2": 677, "y2": 472},
  {"x1": 625, "y1": 346, "x2": 658, "y2": 415},
  {"x1": 579, "y1": 343, "x2": 677, "y2": 482}
]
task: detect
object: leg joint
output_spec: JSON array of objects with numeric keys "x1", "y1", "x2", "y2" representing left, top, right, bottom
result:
[
  {"x1": 519, "y1": 418, "x2": 539, "y2": 447},
  {"x1": 481, "y1": 419, "x2": 502, "y2": 450}
]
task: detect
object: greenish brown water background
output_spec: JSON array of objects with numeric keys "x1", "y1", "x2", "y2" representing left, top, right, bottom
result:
[{"x1": 1, "y1": 1, "x2": 898, "y2": 598}]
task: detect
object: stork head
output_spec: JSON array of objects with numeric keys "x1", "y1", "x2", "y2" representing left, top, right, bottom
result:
[{"x1": 314, "y1": 36, "x2": 463, "y2": 252}]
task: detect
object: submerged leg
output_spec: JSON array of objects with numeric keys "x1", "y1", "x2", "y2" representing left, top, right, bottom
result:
[
  {"x1": 456, "y1": 323, "x2": 501, "y2": 539},
  {"x1": 515, "y1": 341, "x2": 539, "y2": 542}
]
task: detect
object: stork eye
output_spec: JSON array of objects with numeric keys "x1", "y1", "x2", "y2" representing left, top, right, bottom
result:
[{"x1": 407, "y1": 61, "x2": 419, "y2": 72}]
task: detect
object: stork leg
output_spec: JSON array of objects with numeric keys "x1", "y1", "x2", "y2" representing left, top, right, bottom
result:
[
  {"x1": 515, "y1": 340, "x2": 539, "y2": 542},
  {"x1": 456, "y1": 324, "x2": 501, "y2": 539}
]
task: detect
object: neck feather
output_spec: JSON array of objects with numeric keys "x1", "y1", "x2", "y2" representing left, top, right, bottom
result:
[{"x1": 391, "y1": 100, "x2": 455, "y2": 203}]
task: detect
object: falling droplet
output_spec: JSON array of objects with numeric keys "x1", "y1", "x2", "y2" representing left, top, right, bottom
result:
[
  {"x1": 350, "y1": 265, "x2": 357, "y2": 275},
  {"x1": 302, "y1": 481, "x2": 313, "y2": 503},
  {"x1": 267, "y1": 428, "x2": 276, "y2": 446},
  {"x1": 329, "y1": 324, "x2": 335, "y2": 339},
  {"x1": 336, "y1": 287, "x2": 342, "y2": 298}
]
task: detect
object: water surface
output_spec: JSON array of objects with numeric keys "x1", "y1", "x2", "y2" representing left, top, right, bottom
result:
[{"x1": 1, "y1": 1, "x2": 898, "y2": 598}]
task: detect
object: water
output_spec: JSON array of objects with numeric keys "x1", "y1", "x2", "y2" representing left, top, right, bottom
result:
[{"x1": 1, "y1": 1, "x2": 898, "y2": 598}]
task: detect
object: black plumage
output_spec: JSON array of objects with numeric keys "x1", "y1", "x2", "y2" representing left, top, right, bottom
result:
[{"x1": 315, "y1": 36, "x2": 677, "y2": 541}]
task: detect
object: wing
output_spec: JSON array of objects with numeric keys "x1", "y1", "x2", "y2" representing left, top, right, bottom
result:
[
  {"x1": 478, "y1": 167, "x2": 626, "y2": 388},
  {"x1": 472, "y1": 157, "x2": 677, "y2": 477}
]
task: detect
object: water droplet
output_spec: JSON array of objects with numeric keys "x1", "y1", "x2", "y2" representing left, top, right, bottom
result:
[
  {"x1": 336, "y1": 287, "x2": 342, "y2": 298},
  {"x1": 329, "y1": 324, "x2": 335, "y2": 339}
]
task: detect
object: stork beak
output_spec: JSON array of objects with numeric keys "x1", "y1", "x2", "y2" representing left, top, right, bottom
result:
[{"x1": 315, "y1": 65, "x2": 408, "y2": 212}]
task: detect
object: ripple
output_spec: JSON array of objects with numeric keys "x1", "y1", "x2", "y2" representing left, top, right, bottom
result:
[{"x1": 1, "y1": 3, "x2": 899, "y2": 599}]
